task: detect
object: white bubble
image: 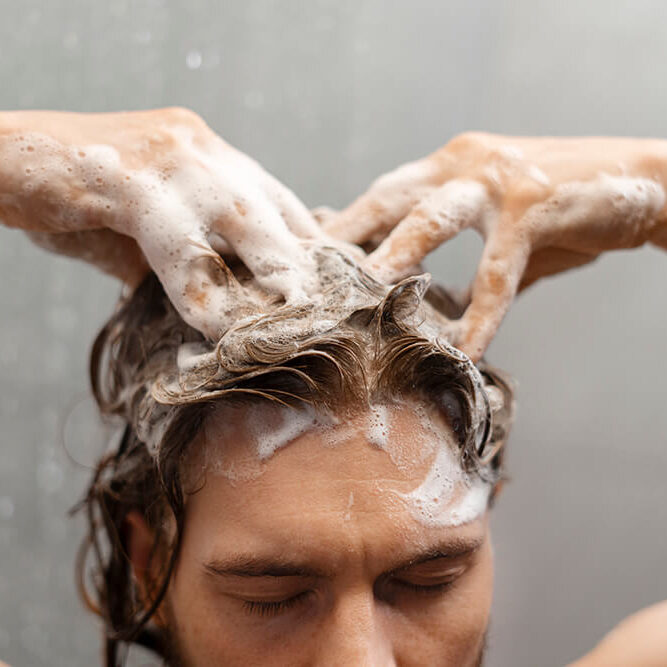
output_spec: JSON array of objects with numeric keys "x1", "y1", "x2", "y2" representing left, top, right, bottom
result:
[{"x1": 186, "y1": 50, "x2": 203, "y2": 70}]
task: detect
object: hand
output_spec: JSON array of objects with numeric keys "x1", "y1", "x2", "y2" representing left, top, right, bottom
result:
[
  {"x1": 323, "y1": 133, "x2": 667, "y2": 360},
  {"x1": 0, "y1": 108, "x2": 329, "y2": 338}
]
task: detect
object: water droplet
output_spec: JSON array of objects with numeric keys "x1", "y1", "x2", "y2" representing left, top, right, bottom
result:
[{"x1": 186, "y1": 50, "x2": 203, "y2": 70}]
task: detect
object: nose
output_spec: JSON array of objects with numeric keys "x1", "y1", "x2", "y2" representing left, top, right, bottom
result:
[{"x1": 315, "y1": 590, "x2": 396, "y2": 667}]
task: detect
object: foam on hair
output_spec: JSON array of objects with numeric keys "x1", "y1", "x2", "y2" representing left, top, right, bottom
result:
[{"x1": 91, "y1": 246, "x2": 514, "y2": 482}]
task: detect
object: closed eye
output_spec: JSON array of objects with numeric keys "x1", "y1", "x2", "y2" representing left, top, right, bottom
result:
[
  {"x1": 378, "y1": 557, "x2": 471, "y2": 602},
  {"x1": 390, "y1": 577, "x2": 457, "y2": 595},
  {"x1": 242, "y1": 590, "x2": 313, "y2": 617}
]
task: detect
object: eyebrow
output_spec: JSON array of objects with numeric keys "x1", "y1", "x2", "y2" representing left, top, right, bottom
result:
[
  {"x1": 396, "y1": 536, "x2": 484, "y2": 570},
  {"x1": 202, "y1": 536, "x2": 483, "y2": 580}
]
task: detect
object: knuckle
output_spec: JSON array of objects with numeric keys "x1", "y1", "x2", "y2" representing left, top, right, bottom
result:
[
  {"x1": 371, "y1": 170, "x2": 400, "y2": 192},
  {"x1": 446, "y1": 131, "x2": 488, "y2": 153},
  {"x1": 165, "y1": 106, "x2": 199, "y2": 120}
]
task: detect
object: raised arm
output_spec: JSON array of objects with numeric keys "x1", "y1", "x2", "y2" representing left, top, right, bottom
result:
[
  {"x1": 0, "y1": 108, "x2": 329, "y2": 338},
  {"x1": 569, "y1": 600, "x2": 667, "y2": 667},
  {"x1": 323, "y1": 133, "x2": 667, "y2": 360}
]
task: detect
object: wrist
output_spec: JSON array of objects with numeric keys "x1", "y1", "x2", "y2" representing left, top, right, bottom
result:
[{"x1": 639, "y1": 139, "x2": 667, "y2": 244}]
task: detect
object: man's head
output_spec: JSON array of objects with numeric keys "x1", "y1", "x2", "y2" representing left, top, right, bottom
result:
[{"x1": 79, "y1": 250, "x2": 513, "y2": 665}]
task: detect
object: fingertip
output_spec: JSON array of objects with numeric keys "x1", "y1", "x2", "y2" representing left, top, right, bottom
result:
[
  {"x1": 311, "y1": 205, "x2": 337, "y2": 225},
  {"x1": 456, "y1": 315, "x2": 490, "y2": 363}
]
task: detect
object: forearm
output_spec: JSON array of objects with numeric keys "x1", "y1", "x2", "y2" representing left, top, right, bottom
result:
[
  {"x1": 0, "y1": 111, "x2": 79, "y2": 232},
  {"x1": 0, "y1": 110, "x2": 132, "y2": 233}
]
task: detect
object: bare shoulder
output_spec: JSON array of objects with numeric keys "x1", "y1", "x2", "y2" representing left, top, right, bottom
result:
[{"x1": 569, "y1": 601, "x2": 667, "y2": 667}]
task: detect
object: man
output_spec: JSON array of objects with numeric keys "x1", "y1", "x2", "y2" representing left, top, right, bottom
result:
[
  {"x1": 1, "y1": 108, "x2": 666, "y2": 664},
  {"x1": 82, "y1": 260, "x2": 511, "y2": 665}
]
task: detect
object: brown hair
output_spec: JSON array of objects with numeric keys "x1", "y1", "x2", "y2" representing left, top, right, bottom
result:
[{"x1": 75, "y1": 249, "x2": 514, "y2": 666}]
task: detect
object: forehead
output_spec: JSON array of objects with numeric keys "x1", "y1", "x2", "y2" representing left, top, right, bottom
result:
[
  {"x1": 182, "y1": 401, "x2": 488, "y2": 564},
  {"x1": 192, "y1": 399, "x2": 450, "y2": 484}
]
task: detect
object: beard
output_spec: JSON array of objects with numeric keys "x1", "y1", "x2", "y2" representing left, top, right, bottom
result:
[
  {"x1": 158, "y1": 632, "x2": 488, "y2": 667},
  {"x1": 160, "y1": 631, "x2": 188, "y2": 667}
]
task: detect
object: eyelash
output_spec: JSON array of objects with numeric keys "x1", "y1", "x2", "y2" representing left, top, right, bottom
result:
[
  {"x1": 243, "y1": 591, "x2": 312, "y2": 617},
  {"x1": 241, "y1": 579, "x2": 456, "y2": 617},
  {"x1": 392, "y1": 579, "x2": 456, "y2": 596}
]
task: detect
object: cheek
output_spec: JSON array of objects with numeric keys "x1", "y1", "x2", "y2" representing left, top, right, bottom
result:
[
  {"x1": 164, "y1": 538, "x2": 250, "y2": 665},
  {"x1": 390, "y1": 543, "x2": 494, "y2": 666},
  {"x1": 166, "y1": 553, "x2": 306, "y2": 665},
  {"x1": 166, "y1": 566, "x2": 224, "y2": 663}
]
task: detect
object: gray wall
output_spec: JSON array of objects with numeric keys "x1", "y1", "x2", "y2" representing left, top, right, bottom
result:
[{"x1": 1, "y1": 1, "x2": 665, "y2": 665}]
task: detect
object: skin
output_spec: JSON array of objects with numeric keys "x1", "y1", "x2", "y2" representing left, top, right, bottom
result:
[
  {"x1": 2, "y1": 110, "x2": 665, "y2": 354},
  {"x1": 128, "y1": 403, "x2": 494, "y2": 666},
  {"x1": 323, "y1": 133, "x2": 667, "y2": 359},
  {"x1": 1, "y1": 113, "x2": 665, "y2": 663},
  {"x1": 569, "y1": 601, "x2": 667, "y2": 667},
  {"x1": 0, "y1": 108, "x2": 331, "y2": 338},
  {"x1": 124, "y1": 400, "x2": 667, "y2": 666}
]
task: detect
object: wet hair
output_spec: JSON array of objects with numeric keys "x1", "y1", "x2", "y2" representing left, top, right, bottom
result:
[{"x1": 75, "y1": 248, "x2": 514, "y2": 666}]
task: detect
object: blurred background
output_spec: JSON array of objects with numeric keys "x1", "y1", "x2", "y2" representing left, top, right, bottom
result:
[{"x1": 1, "y1": 0, "x2": 666, "y2": 665}]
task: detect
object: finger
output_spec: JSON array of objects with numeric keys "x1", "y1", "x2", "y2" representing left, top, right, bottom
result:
[
  {"x1": 323, "y1": 158, "x2": 440, "y2": 245},
  {"x1": 129, "y1": 192, "x2": 258, "y2": 339},
  {"x1": 137, "y1": 224, "x2": 249, "y2": 340},
  {"x1": 518, "y1": 247, "x2": 598, "y2": 292},
  {"x1": 266, "y1": 181, "x2": 328, "y2": 241},
  {"x1": 213, "y1": 192, "x2": 318, "y2": 303},
  {"x1": 311, "y1": 205, "x2": 337, "y2": 226},
  {"x1": 136, "y1": 193, "x2": 314, "y2": 339},
  {"x1": 362, "y1": 180, "x2": 490, "y2": 283},
  {"x1": 26, "y1": 228, "x2": 149, "y2": 287},
  {"x1": 457, "y1": 228, "x2": 530, "y2": 362}
]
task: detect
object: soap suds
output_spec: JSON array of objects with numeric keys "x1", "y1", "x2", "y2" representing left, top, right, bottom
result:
[
  {"x1": 1, "y1": 117, "x2": 336, "y2": 341},
  {"x1": 498, "y1": 144, "x2": 524, "y2": 161},
  {"x1": 391, "y1": 402, "x2": 491, "y2": 528},
  {"x1": 367, "y1": 403, "x2": 390, "y2": 450},
  {"x1": 246, "y1": 403, "x2": 324, "y2": 460},
  {"x1": 365, "y1": 179, "x2": 493, "y2": 283},
  {"x1": 401, "y1": 438, "x2": 490, "y2": 528},
  {"x1": 344, "y1": 491, "x2": 355, "y2": 521},
  {"x1": 365, "y1": 400, "x2": 491, "y2": 528},
  {"x1": 527, "y1": 164, "x2": 550, "y2": 186},
  {"x1": 196, "y1": 398, "x2": 490, "y2": 528},
  {"x1": 521, "y1": 174, "x2": 666, "y2": 247}
]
